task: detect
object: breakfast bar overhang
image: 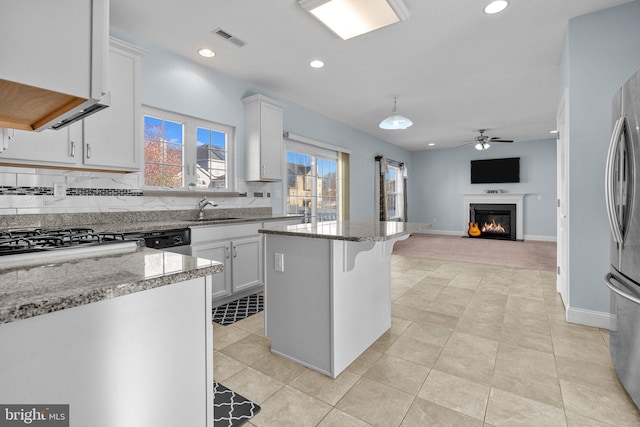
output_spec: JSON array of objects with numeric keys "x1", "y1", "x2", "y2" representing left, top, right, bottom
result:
[{"x1": 259, "y1": 220, "x2": 429, "y2": 378}]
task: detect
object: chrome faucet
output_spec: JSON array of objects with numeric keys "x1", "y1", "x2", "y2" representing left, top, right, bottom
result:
[{"x1": 197, "y1": 197, "x2": 218, "y2": 219}]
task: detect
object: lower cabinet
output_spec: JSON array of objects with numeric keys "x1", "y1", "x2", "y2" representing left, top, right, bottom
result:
[
  {"x1": 191, "y1": 235, "x2": 262, "y2": 302},
  {"x1": 191, "y1": 223, "x2": 264, "y2": 307}
]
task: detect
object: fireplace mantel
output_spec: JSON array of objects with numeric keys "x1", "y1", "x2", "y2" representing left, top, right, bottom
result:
[{"x1": 463, "y1": 193, "x2": 525, "y2": 240}]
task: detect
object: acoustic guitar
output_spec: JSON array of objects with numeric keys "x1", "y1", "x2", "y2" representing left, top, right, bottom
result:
[{"x1": 468, "y1": 222, "x2": 481, "y2": 237}]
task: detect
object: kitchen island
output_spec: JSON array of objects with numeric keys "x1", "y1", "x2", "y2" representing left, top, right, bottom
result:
[
  {"x1": 259, "y1": 220, "x2": 429, "y2": 378},
  {"x1": 0, "y1": 244, "x2": 222, "y2": 427}
]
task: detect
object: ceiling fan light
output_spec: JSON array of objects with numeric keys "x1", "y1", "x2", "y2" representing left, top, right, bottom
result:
[{"x1": 475, "y1": 143, "x2": 484, "y2": 150}]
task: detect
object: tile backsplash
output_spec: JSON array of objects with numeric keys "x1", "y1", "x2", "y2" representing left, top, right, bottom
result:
[{"x1": 0, "y1": 167, "x2": 272, "y2": 215}]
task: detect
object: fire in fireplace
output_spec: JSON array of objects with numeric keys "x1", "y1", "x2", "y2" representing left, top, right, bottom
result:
[{"x1": 469, "y1": 203, "x2": 517, "y2": 240}]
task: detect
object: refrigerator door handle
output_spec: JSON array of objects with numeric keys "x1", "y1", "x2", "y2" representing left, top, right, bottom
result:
[
  {"x1": 605, "y1": 117, "x2": 625, "y2": 245},
  {"x1": 605, "y1": 273, "x2": 640, "y2": 305}
]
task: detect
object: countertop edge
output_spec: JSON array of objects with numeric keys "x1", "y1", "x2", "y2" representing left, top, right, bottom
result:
[{"x1": 0, "y1": 258, "x2": 223, "y2": 325}]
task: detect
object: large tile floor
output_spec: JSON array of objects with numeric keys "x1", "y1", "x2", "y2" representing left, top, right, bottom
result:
[{"x1": 213, "y1": 256, "x2": 640, "y2": 426}]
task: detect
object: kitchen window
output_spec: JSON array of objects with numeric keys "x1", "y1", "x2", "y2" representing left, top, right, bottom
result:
[
  {"x1": 286, "y1": 141, "x2": 339, "y2": 223},
  {"x1": 143, "y1": 106, "x2": 235, "y2": 191}
]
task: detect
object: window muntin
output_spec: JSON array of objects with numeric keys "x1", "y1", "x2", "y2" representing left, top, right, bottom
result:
[
  {"x1": 143, "y1": 116, "x2": 185, "y2": 188},
  {"x1": 142, "y1": 107, "x2": 235, "y2": 191},
  {"x1": 196, "y1": 127, "x2": 228, "y2": 189}
]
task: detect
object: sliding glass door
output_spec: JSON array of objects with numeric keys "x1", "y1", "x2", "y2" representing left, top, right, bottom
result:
[{"x1": 286, "y1": 142, "x2": 338, "y2": 223}]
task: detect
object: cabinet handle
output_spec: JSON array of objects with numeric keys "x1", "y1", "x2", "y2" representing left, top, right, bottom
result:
[
  {"x1": 70, "y1": 141, "x2": 76, "y2": 157},
  {"x1": 233, "y1": 245, "x2": 237, "y2": 258},
  {"x1": 86, "y1": 143, "x2": 91, "y2": 159},
  {"x1": 225, "y1": 246, "x2": 230, "y2": 259},
  {"x1": 262, "y1": 165, "x2": 266, "y2": 176}
]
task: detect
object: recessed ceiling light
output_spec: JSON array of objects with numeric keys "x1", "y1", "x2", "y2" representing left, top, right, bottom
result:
[
  {"x1": 309, "y1": 59, "x2": 325, "y2": 68},
  {"x1": 550, "y1": 130, "x2": 558, "y2": 134},
  {"x1": 198, "y1": 48, "x2": 216, "y2": 58},
  {"x1": 428, "y1": 143, "x2": 435, "y2": 146},
  {"x1": 298, "y1": 0, "x2": 410, "y2": 40},
  {"x1": 483, "y1": 0, "x2": 509, "y2": 14}
]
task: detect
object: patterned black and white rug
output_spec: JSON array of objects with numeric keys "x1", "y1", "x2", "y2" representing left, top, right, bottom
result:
[
  {"x1": 212, "y1": 294, "x2": 264, "y2": 326},
  {"x1": 214, "y1": 381, "x2": 261, "y2": 426}
]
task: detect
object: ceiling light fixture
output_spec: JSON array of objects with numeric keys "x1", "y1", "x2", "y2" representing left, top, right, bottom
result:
[
  {"x1": 428, "y1": 143, "x2": 435, "y2": 146},
  {"x1": 483, "y1": 0, "x2": 509, "y2": 14},
  {"x1": 198, "y1": 48, "x2": 216, "y2": 58},
  {"x1": 298, "y1": 0, "x2": 410, "y2": 40},
  {"x1": 309, "y1": 59, "x2": 325, "y2": 68},
  {"x1": 475, "y1": 142, "x2": 491, "y2": 150},
  {"x1": 379, "y1": 97, "x2": 413, "y2": 130}
]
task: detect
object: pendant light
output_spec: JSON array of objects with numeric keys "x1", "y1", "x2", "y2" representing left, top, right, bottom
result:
[
  {"x1": 379, "y1": 97, "x2": 413, "y2": 130},
  {"x1": 475, "y1": 142, "x2": 490, "y2": 150}
]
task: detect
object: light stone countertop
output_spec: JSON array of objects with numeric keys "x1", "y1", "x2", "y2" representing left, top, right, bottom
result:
[
  {"x1": 0, "y1": 244, "x2": 223, "y2": 325},
  {"x1": 258, "y1": 220, "x2": 431, "y2": 242}
]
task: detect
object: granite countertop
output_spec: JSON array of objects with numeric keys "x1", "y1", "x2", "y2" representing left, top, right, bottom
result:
[
  {"x1": 0, "y1": 244, "x2": 223, "y2": 325},
  {"x1": 258, "y1": 220, "x2": 431, "y2": 242}
]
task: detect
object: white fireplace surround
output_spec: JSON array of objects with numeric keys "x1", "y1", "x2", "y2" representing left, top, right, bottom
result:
[{"x1": 463, "y1": 193, "x2": 525, "y2": 240}]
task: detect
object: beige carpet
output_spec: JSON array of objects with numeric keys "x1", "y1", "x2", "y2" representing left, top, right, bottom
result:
[{"x1": 393, "y1": 233, "x2": 557, "y2": 271}]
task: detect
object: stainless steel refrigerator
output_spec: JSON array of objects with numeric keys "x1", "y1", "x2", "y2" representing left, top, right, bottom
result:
[{"x1": 605, "y1": 67, "x2": 640, "y2": 409}]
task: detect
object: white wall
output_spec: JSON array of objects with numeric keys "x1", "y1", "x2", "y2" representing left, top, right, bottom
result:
[
  {"x1": 408, "y1": 139, "x2": 557, "y2": 240},
  {"x1": 560, "y1": 0, "x2": 640, "y2": 318}
]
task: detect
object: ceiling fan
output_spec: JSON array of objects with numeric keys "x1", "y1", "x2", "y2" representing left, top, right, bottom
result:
[{"x1": 470, "y1": 129, "x2": 514, "y2": 150}]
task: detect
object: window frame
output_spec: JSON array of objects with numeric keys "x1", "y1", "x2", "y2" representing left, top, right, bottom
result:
[
  {"x1": 142, "y1": 106, "x2": 236, "y2": 193},
  {"x1": 385, "y1": 163, "x2": 404, "y2": 221},
  {"x1": 284, "y1": 140, "x2": 339, "y2": 224}
]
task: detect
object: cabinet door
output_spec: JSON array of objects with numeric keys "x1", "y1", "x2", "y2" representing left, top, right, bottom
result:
[
  {"x1": 0, "y1": 125, "x2": 80, "y2": 167},
  {"x1": 192, "y1": 242, "x2": 232, "y2": 301},
  {"x1": 82, "y1": 40, "x2": 142, "y2": 171},
  {"x1": 259, "y1": 101, "x2": 283, "y2": 180},
  {"x1": 231, "y1": 235, "x2": 263, "y2": 292}
]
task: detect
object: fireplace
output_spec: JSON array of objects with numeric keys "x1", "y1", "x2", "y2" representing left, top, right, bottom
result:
[
  {"x1": 469, "y1": 203, "x2": 517, "y2": 240},
  {"x1": 463, "y1": 193, "x2": 524, "y2": 240}
]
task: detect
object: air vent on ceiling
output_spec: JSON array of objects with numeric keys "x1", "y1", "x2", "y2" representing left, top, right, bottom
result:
[{"x1": 211, "y1": 27, "x2": 246, "y2": 47}]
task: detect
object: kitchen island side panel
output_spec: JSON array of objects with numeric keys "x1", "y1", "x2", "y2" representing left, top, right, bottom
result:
[
  {"x1": 0, "y1": 277, "x2": 213, "y2": 427},
  {"x1": 331, "y1": 239, "x2": 394, "y2": 375},
  {"x1": 264, "y1": 234, "x2": 333, "y2": 375}
]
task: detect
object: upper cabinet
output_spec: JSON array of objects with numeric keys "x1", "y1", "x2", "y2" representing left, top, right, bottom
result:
[
  {"x1": 0, "y1": 38, "x2": 145, "y2": 172},
  {"x1": 0, "y1": 0, "x2": 109, "y2": 131},
  {"x1": 82, "y1": 39, "x2": 145, "y2": 171},
  {"x1": 242, "y1": 94, "x2": 284, "y2": 181}
]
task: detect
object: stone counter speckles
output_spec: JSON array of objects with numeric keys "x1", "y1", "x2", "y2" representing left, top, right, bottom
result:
[
  {"x1": 259, "y1": 220, "x2": 431, "y2": 242},
  {"x1": 0, "y1": 247, "x2": 223, "y2": 325}
]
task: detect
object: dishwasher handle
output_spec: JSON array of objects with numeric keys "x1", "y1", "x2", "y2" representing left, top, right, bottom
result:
[{"x1": 605, "y1": 273, "x2": 640, "y2": 305}]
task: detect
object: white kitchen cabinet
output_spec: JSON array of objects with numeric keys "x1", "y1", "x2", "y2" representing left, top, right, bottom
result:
[
  {"x1": 82, "y1": 38, "x2": 145, "y2": 171},
  {"x1": 242, "y1": 94, "x2": 284, "y2": 181},
  {"x1": 0, "y1": 0, "x2": 108, "y2": 131},
  {"x1": 191, "y1": 223, "x2": 264, "y2": 306},
  {"x1": 0, "y1": 38, "x2": 144, "y2": 172}
]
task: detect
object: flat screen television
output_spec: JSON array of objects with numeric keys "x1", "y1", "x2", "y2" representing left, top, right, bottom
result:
[{"x1": 470, "y1": 157, "x2": 520, "y2": 184}]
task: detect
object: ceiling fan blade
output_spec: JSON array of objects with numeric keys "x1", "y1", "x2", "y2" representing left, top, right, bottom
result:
[{"x1": 489, "y1": 138, "x2": 513, "y2": 143}]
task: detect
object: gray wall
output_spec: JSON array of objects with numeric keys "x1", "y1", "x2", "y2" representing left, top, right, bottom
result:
[
  {"x1": 560, "y1": 0, "x2": 640, "y2": 315},
  {"x1": 408, "y1": 139, "x2": 557, "y2": 239},
  {"x1": 111, "y1": 28, "x2": 410, "y2": 221}
]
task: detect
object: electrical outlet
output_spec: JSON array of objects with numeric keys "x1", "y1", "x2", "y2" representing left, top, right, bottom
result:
[
  {"x1": 53, "y1": 182, "x2": 66, "y2": 198},
  {"x1": 274, "y1": 253, "x2": 284, "y2": 272}
]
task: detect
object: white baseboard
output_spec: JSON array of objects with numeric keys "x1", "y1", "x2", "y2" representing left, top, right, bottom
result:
[
  {"x1": 523, "y1": 234, "x2": 557, "y2": 242},
  {"x1": 418, "y1": 229, "x2": 462, "y2": 236},
  {"x1": 566, "y1": 306, "x2": 612, "y2": 329}
]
